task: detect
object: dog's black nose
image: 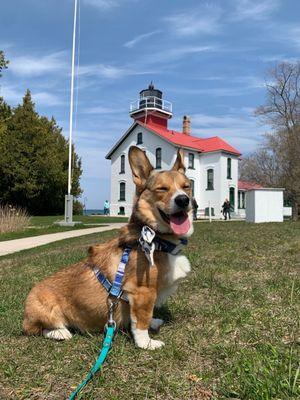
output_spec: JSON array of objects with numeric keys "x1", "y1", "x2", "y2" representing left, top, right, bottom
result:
[{"x1": 175, "y1": 194, "x2": 190, "y2": 209}]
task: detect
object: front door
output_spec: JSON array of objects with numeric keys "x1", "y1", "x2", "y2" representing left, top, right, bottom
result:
[{"x1": 229, "y1": 187, "x2": 235, "y2": 212}]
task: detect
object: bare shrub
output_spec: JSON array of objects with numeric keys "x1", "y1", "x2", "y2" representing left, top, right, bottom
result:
[{"x1": 0, "y1": 205, "x2": 30, "y2": 233}]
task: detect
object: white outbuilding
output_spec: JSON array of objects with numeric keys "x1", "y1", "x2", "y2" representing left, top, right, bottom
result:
[{"x1": 245, "y1": 188, "x2": 285, "y2": 223}]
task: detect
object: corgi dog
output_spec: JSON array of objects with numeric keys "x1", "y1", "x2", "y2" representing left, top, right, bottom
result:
[{"x1": 23, "y1": 146, "x2": 194, "y2": 350}]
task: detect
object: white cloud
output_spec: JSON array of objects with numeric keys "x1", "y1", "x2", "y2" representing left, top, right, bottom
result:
[
  {"x1": 0, "y1": 85, "x2": 23, "y2": 104},
  {"x1": 78, "y1": 45, "x2": 215, "y2": 82},
  {"x1": 184, "y1": 111, "x2": 268, "y2": 153},
  {"x1": 281, "y1": 26, "x2": 300, "y2": 49},
  {"x1": 124, "y1": 30, "x2": 161, "y2": 48},
  {"x1": 260, "y1": 54, "x2": 299, "y2": 63},
  {"x1": 9, "y1": 51, "x2": 68, "y2": 77},
  {"x1": 260, "y1": 54, "x2": 284, "y2": 62},
  {"x1": 78, "y1": 61, "x2": 162, "y2": 80},
  {"x1": 83, "y1": 0, "x2": 138, "y2": 10},
  {"x1": 79, "y1": 64, "x2": 128, "y2": 79},
  {"x1": 164, "y1": 45, "x2": 215, "y2": 59},
  {"x1": 187, "y1": 74, "x2": 264, "y2": 88},
  {"x1": 261, "y1": 22, "x2": 300, "y2": 51},
  {"x1": 83, "y1": 105, "x2": 125, "y2": 114},
  {"x1": 169, "y1": 85, "x2": 260, "y2": 98},
  {"x1": 32, "y1": 91, "x2": 64, "y2": 106},
  {"x1": 83, "y1": 0, "x2": 122, "y2": 10},
  {"x1": 191, "y1": 113, "x2": 257, "y2": 129},
  {"x1": 168, "y1": 74, "x2": 265, "y2": 99},
  {"x1": 141, "y1": 45, "x2": 216, "y2": 66},
  {"x1": 232, "y1": 75, "x2": 265, "y2": 88},
  {"x1": 164, "y1": 4, "x2": 222, "y2": 36},
  {"x1": 232, "y1": 0, "x2": 281, "y2": 21},
  {"x1": 0, "y1": 84, "x2": 63, "y2": 107}
]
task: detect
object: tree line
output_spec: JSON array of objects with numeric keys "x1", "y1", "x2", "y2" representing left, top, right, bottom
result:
[
  {"x1": 0, "y1": 51, "x2": 82, "y2": 215},
  {"x1": 240, "y1": 61, "x2": 300, "y2": 220}
]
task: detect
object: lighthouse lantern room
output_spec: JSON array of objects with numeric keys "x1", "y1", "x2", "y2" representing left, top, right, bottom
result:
[{"x1": 129, "y1": 83, "x2": 173, "y2": 128}]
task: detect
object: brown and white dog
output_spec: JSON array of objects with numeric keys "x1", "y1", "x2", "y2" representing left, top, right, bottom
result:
[{"x1": 23, "y1": 146, "x2": 194, "y2": 350}]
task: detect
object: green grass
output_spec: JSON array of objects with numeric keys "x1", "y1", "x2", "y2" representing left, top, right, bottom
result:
[
  {"x1": 0, "y1": 222, "x2": 299, "y2": 399},
  {"x1": 0, "y1": 215, "x2": 127, "y2": 242}
]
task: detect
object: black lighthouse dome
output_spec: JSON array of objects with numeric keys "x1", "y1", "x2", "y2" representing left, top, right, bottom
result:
[
  {"x1": 139, "y1": 82, "x2": 163, "y2": 110},
  {"x1": 129, "y1": 83, "x2": 172, "y2": 122},
  {"x1": 139, "y1": 82, "x2": 162, "y2": 99}
]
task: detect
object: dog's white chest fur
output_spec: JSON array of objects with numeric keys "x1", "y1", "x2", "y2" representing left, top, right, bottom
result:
[
  {"x1": 166, "y1": 253, "x2": 191, "y2": 283},
  {"x1": 156, "y1": 254, "x2": 191, "y2": 306}
]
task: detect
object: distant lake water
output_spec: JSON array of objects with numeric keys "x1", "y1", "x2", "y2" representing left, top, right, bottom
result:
[{"x1": 84, "y1": 209, "x2": 104, "y2": 215}]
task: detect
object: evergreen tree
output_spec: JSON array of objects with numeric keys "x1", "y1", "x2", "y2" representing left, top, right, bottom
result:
[
  {"x1": 0, "y1": 97, "x2": 12, "y2": 135},
  {"x1": 0, "y1": 51, "x2": 11, "y2": 136},
  {"x1": 0, "y1": 50, "x2": 9, "y2": 77},
  {"x1": 0, "y1": 90, "x2": 82, "y2": 214}
]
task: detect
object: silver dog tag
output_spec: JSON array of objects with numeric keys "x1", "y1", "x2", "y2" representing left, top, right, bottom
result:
[
  {"x1": 141, "y1": 226, "x2": 155, "y2": 243},
  {"x1": 139, "y1": 226, "x2": 156, "y2": 266}
]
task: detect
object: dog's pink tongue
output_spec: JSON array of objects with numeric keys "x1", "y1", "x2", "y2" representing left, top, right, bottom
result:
[{"x1": 170, "y1": 212, "x2": 190, "y2": 235}]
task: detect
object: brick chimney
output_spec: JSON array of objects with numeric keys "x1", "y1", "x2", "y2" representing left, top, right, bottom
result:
[{"x1": 182, "y1": 115, "x2": 191, "y2": 135}]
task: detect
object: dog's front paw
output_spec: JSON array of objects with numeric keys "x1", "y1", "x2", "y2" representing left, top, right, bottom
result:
[
  {"x1": 136, "y1": 338, "x2": 165, "y2": 350},
  {"x1": 133, "y1": 328, "x2": 165, "y2": 350},
  {"x1": 43, "y1": 328, "x2": 73, "y2": 341},
  {"x1": 147, "y1": 339, "x2": 165, "y2": 350}
]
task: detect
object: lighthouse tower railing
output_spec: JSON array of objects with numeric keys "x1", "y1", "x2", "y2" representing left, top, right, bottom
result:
[{"x1": 130, "y1": 96, "x2": 172, "y2": 114}]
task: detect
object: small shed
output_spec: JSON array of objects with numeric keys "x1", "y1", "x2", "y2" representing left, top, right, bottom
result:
[{"x1": 246, "y1": 188, "x2": 284, "y2": 223}]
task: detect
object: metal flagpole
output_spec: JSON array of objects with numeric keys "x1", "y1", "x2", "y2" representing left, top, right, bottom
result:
[{"x1": 64, "y1": 0, "x2": 78, "y2": 225}]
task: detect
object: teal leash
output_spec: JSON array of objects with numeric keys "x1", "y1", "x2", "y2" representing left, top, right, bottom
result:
[
  {"x1": 68, "y1": 247, "x2": 133, "y2": 399},
  {"x1": 68, "y1": 297, "x2": 119, "y2": 399},
  {"x1": 68, "y1": 325, "x2": 116, "y2": 400}
]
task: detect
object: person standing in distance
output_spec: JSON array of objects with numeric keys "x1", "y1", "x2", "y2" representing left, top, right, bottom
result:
[
  {"x1": 222, "y1": 198, "x2": 231, "y2": 220},
  {"x1": 103, "y1": 200, "x2": 110, "y2": 216}
]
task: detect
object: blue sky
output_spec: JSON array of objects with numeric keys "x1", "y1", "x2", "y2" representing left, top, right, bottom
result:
[{"x1": 0, "y1": 0, "x2": 299, "y2": 209}]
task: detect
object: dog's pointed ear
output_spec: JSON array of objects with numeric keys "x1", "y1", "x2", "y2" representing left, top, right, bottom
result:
[
  {"x1": 172, "y1": 148, "x2": 185, "y2": 174},
  {"x1": 129, "y1": 146, "x2": 154, "y2": 190}
]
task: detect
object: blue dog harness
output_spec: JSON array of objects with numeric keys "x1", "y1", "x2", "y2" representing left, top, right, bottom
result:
[
  {"x1": 90, "y1": 246, "x2": 132, "y2": 303},
  {"x1": 154, "y1": 236, "x2": 188, "y2": 255},
  {"x1": 91, "y1": 227, "x2": 188, "y2": 300}
]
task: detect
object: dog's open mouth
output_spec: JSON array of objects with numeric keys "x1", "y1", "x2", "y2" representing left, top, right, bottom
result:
[{"x1": 158, "y1": 209, "x2": 191, "y2": 235}]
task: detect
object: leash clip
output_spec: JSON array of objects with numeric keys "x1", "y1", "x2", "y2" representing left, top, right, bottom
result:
[{"x1": 106, "y1": 297, "x2": 117, "y2": 329}]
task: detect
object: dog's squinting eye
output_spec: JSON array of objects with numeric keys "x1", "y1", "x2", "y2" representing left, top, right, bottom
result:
[
  {"x1": 156, "y1": 187, "x2": 169, "y2": 192},
  {"x1": 183, "y1": 184, "x2": 190, "y2": 189}
]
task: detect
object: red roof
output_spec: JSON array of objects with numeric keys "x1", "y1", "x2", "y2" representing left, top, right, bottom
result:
[
  {"x1": 238, "y1": 180, "x2": 264, "y2": 191},
  {"x1": 137, "y1": 121, "x2": 241, "y2": 156}
]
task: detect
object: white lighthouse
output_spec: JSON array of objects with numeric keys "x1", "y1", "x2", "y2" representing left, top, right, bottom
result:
[{"x1": 106, "y1": 84, "x2": 241, "y2": 218}]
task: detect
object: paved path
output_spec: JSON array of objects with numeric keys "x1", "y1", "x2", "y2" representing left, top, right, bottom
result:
[{"x1": 0, "y1": 223, "x2": 126, "y2": 257}]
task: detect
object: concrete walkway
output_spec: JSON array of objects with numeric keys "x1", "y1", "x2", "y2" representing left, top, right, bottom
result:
[{"x1": 0, "y1": 223, "x2": 126, "y2": 257}]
